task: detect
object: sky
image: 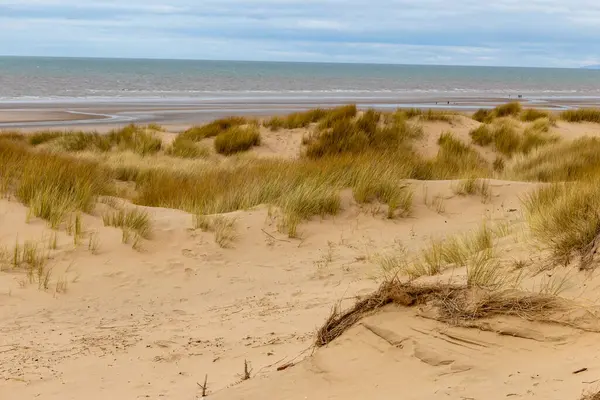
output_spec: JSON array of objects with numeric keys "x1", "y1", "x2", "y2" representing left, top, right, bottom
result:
[{"x1": 1, "y1": 0, "x2": 600, "y2": 67}]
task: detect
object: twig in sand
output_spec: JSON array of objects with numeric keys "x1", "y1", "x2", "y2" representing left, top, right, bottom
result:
[
  {"x1": 261, "y1": 229, "x2": 290, "y2": 243},
  {"x1": 197, "y1": 374, "x2": 209, "y2": 397},
  {"x1": 242, "y1": 359, "x2": 252, "y2": 380}
]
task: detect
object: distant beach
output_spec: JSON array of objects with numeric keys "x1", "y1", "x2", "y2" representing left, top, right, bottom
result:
[{"x1": 1, "y1": 56, "x2": 600, "y2": 128}]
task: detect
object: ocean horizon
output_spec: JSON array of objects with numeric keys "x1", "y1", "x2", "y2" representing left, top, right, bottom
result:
[{"x1": 1, "y1": 56, "x2": 600, "y2": 104}]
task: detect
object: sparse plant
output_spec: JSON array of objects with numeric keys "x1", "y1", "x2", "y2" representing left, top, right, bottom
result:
[
  {"x1": 103, "y1": 208, "x2": 151, "y2": 239},
  {"x1": 46, "y1": 232, "x2": 58, "y2": 250},
  {"x1": 194, "y1": 215, "x2": 238, "y2": 248},
  {"x1": 55, "y1": 276, "x2": 68, "y2": 293},
  {"x1": 466, "y1": 251, "x2": 504, "y2": 288},
  {"x1": 88, "y1": 232, "x2": 100, "y2": 254},
  {"x1": 241, "y1": 359, "x2": 252, "y2": 381}
]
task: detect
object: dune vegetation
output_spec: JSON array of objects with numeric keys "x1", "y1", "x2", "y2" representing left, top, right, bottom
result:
[
  {"x1": 2, "y1": 103, "x2": 600, "y2": 278},
  {"x1": 1, "y1": 103, "x2": 597, "y2": 236},
  {"x1": 4, "y1": 103, "x2": 600, "y2": 400}
]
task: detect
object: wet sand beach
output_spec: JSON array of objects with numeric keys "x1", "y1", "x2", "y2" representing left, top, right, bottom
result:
[{"x1": 2, "y1": 96, "x2": 600, "y2": 130}]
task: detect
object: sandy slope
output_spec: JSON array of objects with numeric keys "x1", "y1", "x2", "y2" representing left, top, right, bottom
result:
[
  {"x1": 3, "y1": 117, "x2": 600, "y2": 400},
  {"x1": 213, "y1": 307, "x2": 600, "y2": 400},
  {"x1": 1, "y1": 178, "x2": 534, "y2": 399}
]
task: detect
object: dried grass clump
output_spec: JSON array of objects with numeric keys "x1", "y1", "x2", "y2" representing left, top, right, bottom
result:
[
  {"x1": 315, "y1": 278, "x2": 566, "y2": 347},
  {"x1": 505, "y1": 137, "x2": 600, "y2": 182},
  {"x1": 316, "y1": 104, "x2": 358, "y2": 130},
  {"x1": 470, "y1": 119, "x2": 557, "y2": 156},
  {"x1": 425, "y1": 132, "x2": 490, "y2": 179},
  {"x1": 166, "y1": 137, "x2": 210, "y2": 158},
  {"x1": 520, "y1": 108, "x2": 553, "y2": 122},
  {"x1": 59, "y1": 124, "x2": 162, "y2": 155},
  {"x1": 107, "y1": 124, "x2": 163, "y2": 155},
  {"x1": 264, "y1": 109, "x2": 328, "y2": 131},
  {"x1": 0, "y1": 139, "x2": 110, "y2": 227},
  {"x1": 181, "y1": 117, "x2": 250, "y2": 141},
  {"x1": 523, "y1": 182, "x2": 600, "y2": 268},
  {"x1": 402, "y1": 108, "x2": 457, "y2": 122},
  {"x1": 472, "y1": 102, "x2": 521, "y2": 123},
  {"x1": 472, "y1": 108, "x2": 493, "y2": 123},
  {"x1": 214, "y1": 126, "x2": 261, "y2": 155},
  {"x1": 469, "y1": 125, "x2": 494, "y2": 146},
  {"x1": 560, "y1": 108, "x2": 600, "y2": 123},
  {"x1": 493, "y1": 101, "x2": 522, "y2": 118},
  {"x1": 305, "y1": 109, "x2": 420, "y2": 159},
  {"x1": 492, "y1": 120, "x2": 522, "y2": 156},
  {"x1": 28, "y1": 131, "x2": 64, "y2": 146},
  {"x1": 0, "y1": 131, "x2": 26, "y2": 142}
]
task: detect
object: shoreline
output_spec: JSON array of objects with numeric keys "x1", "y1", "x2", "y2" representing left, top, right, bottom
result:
[{"x1": 1, "y1": 96, "x2": 599, "y2": 129}]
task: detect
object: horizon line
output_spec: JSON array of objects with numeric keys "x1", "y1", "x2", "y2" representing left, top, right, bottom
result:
[{"x1": 0, "y1": 54, "x2": 592, "y2": 70}]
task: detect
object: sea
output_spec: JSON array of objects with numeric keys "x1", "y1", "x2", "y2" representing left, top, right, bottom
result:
[{"x1": 1, "y1": 56, "x2": 600, "y2": 104}]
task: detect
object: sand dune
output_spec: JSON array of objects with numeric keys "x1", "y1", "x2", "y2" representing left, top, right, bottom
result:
[{"x1": 2, "y1": 106, "x2": 600, "y2": 400}]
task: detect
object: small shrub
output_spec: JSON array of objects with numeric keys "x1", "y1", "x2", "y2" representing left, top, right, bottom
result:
[
  {"x1": 214, "y1": 126, "x2": 261, "y2": 155},
  {"x1": 560, "y1": 108, "x2": 600, "y2": 123},
  {"x1": 60, "y1": 132, "x2": 110, "y2": 152}
]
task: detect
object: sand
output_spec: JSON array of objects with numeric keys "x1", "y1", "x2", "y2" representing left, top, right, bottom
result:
[{"x1": 2, "y1": 114, "x2": 600, "y2": 400}]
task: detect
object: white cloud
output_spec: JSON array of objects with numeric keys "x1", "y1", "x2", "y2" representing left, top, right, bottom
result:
[{"x1": 0, "y1": 0, "x2": 599, "y2": 66}]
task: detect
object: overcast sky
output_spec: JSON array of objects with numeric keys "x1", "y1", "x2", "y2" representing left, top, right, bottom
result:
[{"x1": 1, "y1": 0, "x2": 599, "y2": 67}]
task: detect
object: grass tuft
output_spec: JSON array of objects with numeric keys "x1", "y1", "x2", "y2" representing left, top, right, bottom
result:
[
  {"x1": 264, "y1": 109, "x2": 328, "y2": 130},
  {"x1": 181, "y1": 117, "x2": 250, "y2": 141},
  {"x1": 194, "y1": 215, "x2": 238, "y2": 248},
  {"x1": 560, "y1": 108, "x2": 600, "y2": 123},
  {"x1": 102, "y1": 208, "x2": 152, "y2": 239},
  {"x1": 214, "y1": 126, "x2": 261, "y2": 155},
  {"x1": 493, "y1": 102, "x2": 522, "y2": 118},
  {"x1": 523, "y1": 182, "x2": 600, "y2": 268},
  {"x1": 520, "y1": 108, "x2": 552, "y2": 122},
  {"x1": 167, "y1": 137, "x2": 210, "y2": 158}
]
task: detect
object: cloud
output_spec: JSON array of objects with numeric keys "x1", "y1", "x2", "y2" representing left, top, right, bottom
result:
[{"x1": 0, "y1": 0, "x2": 599, "y2": 66}]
